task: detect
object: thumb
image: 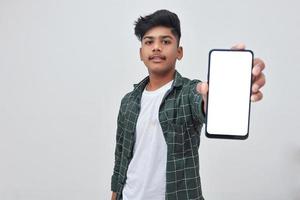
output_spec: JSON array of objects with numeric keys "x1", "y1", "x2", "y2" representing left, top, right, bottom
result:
[
  {"x1": 196, "y1": 82, "x2": 208, "y2": 114},
  {"x1": 196, "y1": 82, "x2": 208, "y2": 96}
]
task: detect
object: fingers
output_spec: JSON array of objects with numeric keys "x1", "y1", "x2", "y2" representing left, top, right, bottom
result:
[
  {"x1": 111, "y1": 192, "x2": 117, "y2": 200},
  {"x1": 231, "y1": 43, "x2": 246, "y2": 50},
  {"x1": 253, "y1": 58, "x2": 266, "y2": 76},
  {"x1": 252, "y1": 72, "x2": 266, "y2": 93},
  {"x1": 251, "y1": 58, "x2": 266, "y2": 102},
  {"x1": 251, "y1": 91, "x2": 263, "y2": 102}
]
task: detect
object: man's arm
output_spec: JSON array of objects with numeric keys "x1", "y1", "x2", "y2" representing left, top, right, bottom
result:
[
  {"x1": 188, "y1": 80, "x2": 206, "y2": 125},
  {"x1": 111, "y1": 102, "x2": 125, "y2": 195}
]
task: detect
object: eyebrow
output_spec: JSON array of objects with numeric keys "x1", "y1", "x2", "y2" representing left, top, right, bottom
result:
[{"x1": 142, "y1": 35, "x2": 174, "y2": 40}]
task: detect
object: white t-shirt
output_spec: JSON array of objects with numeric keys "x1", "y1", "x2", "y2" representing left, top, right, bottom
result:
[{"x1": 122, "y1": 80, "x2": 173, "y2": 200}]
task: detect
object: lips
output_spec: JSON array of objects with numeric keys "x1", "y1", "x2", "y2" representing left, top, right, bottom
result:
[{"x1": 149, "y1": 54, "x2": 166, "y2": 62}]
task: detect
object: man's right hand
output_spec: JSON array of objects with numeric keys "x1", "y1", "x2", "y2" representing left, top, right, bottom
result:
[{"x1": 111, "y1": 192, "x2": 117, "y2": 200}]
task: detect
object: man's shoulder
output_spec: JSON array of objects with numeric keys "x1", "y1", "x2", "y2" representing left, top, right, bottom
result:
[
  {"x1": 178, "y1": 74, "x2": 201, "y2": 92},
  {"x1": 118, "y1": 87, "x2": 140, "y2": 108},
  {"x1": 119, "y1": 91, "x2": 133, "y2": 106},
  {"x1": 181, "y1": 76, "x2": 201, "y2": 85}
]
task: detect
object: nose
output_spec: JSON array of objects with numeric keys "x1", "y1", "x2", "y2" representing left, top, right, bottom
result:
[{"x1": 152, "y1": 41, "x2": 161, "y2": 52}]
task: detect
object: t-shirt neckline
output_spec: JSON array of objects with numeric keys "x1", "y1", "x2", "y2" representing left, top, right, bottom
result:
[{"x1": 143, "y1": 80, "x2": 174, "y2": 95}]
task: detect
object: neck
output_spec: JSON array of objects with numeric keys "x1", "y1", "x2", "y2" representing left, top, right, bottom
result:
[{"x1": 146, "y1": 69, "x2": 175, "y2": 91}]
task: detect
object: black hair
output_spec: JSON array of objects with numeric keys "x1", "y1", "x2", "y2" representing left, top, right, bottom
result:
[{"x1": 134, "y1": 9, "x2": 181, "y2": 45}]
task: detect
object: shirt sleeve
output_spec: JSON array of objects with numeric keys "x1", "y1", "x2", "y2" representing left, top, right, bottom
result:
[
  {"x1": 111, "y1": 99, "x2": 125, "y2": 192},
  {"x1": 189, "y1": 79, "x2": 206, "y2": 125}
]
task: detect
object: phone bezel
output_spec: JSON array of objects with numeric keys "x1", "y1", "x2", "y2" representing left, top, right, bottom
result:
[{"x1": 205, "y1": 49, "x2": 254, "y2": 140}]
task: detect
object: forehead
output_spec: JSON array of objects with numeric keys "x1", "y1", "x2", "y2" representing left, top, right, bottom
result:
[{"x1": 142, "y1": 26, "x2": 175, "y2": 39}]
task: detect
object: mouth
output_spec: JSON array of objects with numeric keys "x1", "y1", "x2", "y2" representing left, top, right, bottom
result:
[{"x1": 149, "y1": 55, "x2": 166, "y2": 63}]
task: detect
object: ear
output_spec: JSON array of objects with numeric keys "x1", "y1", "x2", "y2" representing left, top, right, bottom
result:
[
  {"x1": 177, "y1": 46, "x2": 183, "y2": 60},
  {"x1": 139, "y1": 47, "x2": 143, "y2": 61}
]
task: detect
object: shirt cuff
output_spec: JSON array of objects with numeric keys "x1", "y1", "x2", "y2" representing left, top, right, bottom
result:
[{"x1": 111, "y1": 174, "x2": 118, "y2": 192}]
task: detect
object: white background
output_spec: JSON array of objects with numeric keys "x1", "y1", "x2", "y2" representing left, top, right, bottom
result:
[{"x1": 0, "y1": 0, "x2": 299, "y2": 199}]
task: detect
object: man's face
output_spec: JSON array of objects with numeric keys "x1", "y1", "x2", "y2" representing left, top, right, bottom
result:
[{"x1": 140, "y1": 26, "x2": 183, "y2": 76}]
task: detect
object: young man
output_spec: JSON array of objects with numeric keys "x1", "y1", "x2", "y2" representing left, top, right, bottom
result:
[{"x1": 111, "y1": 10, "x2": 266, "y2": 200}]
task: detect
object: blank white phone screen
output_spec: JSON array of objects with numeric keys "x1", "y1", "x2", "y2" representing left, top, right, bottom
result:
[{"x1": 206, "y1": 50, "x2": 253, "y2": 136}]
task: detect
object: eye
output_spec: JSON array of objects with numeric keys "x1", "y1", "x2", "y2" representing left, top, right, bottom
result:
[
  {"x1": 162, "y1": 40, "x2": 171, "y2": 45},
  {"x1": 144, "y1": 40, "x2": 153, "y2": 45}
]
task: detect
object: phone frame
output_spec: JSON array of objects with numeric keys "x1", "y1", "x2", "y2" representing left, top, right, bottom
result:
[{"x1": 205, "y1": 49, "x2": 254, "y2": 140}]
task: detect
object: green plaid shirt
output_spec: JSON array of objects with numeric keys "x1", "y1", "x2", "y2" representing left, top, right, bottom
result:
[{"x1": 111, "y1": 70, "x2": 206, "y2": 200}]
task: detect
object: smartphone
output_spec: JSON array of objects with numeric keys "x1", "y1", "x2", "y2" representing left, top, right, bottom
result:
[{"x1": 205, "y1": 49, "x2": 254, "y2": 140}]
